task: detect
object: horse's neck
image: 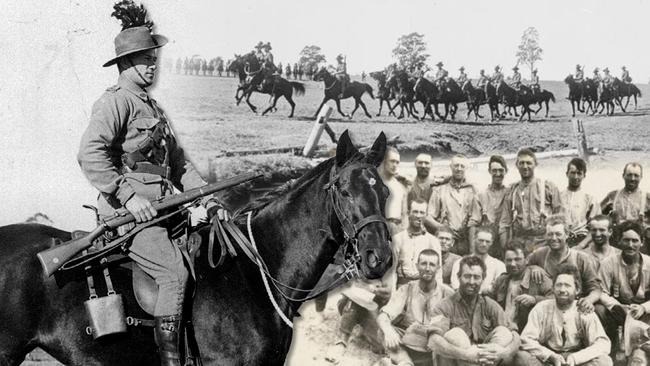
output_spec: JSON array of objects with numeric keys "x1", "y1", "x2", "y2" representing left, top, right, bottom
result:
[{"x1": 250, "y1": 175, "x2": 337, "y2": 311}]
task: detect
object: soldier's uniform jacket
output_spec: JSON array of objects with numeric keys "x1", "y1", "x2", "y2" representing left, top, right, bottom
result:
[
  {"x1": 457, "y1": 72, "x2": 468, "y2": 85},
  {"x1": 435, "y1": 68, "x2": 448, "y2": 81},
  {"x1": 477, "y1": 74, "x2": 489, "y2": 88},
  {"x1": 491, "y1": 71, "x2": 504, "y2": 85},
  {"x1": 592, "y1": 72, "x2": 601, "y2": 82},
  {"x1": 530, "y1": 74, "x2": 539, "y2": 85},
  {"x1": 511, "y1": 72, "x2": 522, "y2": 85},
  {"x1": 602, "y1": 74, "x2": 614, "y2": 86},
  {"x1": 574, "y1": 69, "x2": 584, "y2": 82},
  {"x1": 78, "y1": 74, "x2": 206, "y2": 216},
  {"x1": 622, "y1": 70, "x2": 631, "y2": 83}
]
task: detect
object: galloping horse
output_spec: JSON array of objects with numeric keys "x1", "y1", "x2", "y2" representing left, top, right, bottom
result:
[
  {"x1": 496, "y1": 81, "x2": 535, "y2": 121},
  {"x1": 413, "y1": 76, "x2": 440, "y2": 121},
  {"x1": 313, "y1": 67, "x2": 375, "y2": 119},
  {"x1": 564, "y1": 75, "x2": 586, "y2": 117},
  {"x1": 0, "y1": 131, "x2": 393, "y2": 366},
  {"x1": 227, "y1": 54, "x2": 248, "y2": 101},
  {"x1": 597, "y1": 81, "x2": 625, "y2": 115},
  {"x1": 611, "y1": 78, "x2": 641, "y2": 110},
  {"x1": 369, "y1": 71, "x2": 395, "y2": 117},
  {"x1": 388, "y1": 69, "x2": 419, "y2": 120},
  {"x1": 461, "y1": 81, "x2": 487, "y2": 122},
  {"x1": 258, "y1": 75, "x2": 306, "y2": 117},
  {"x1": 530, "y1": 89, "x2": 556, "y2": 118}
]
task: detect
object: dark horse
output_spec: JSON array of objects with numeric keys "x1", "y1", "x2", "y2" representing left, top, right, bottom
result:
[
  {"x1": 496, "y1": 81, "x2": 535, "y2": 121},
  {"x1": 0, "y1": 131, "x2": 393, "y2": 366},
  {"x1": 564, "y1": 75, "x2": 596, "y2": 117},
  {"x1": 230, "y1": 52, "x2": 273, "y2": 114},
  {"x1": 436, "y1": 79, "x2": 467, "y2": 121},
  {"x1": 611, "y1": 78, "x2": 641, "y2": 110},
  {"x1": 412, "y1": 76, "x2": 440, "y2": 121},
  {"x1": 388, "y1": 69, "x2": 419, "y2": 120},
  {"x1": 227, "y1": 53, "x2": 248, "y2": 101},
  {"x1": 369, "y1": 71, "x2": 395, "y2": 117},
  {"x1": 313, "y1": 68, "x2": 375, "y2": 119},
  {"x1": 258, "y1": 74, "x2": 306, "y2": 117},
  {"x1": 531, "y1": 89, "x2": 556, "y2": 118},
  {"x1": 461, "y1": 81, "x2": 496, "y2": 122},
  {"x1": 597, "y1": 80, "x2": 626, "y2": 116}
]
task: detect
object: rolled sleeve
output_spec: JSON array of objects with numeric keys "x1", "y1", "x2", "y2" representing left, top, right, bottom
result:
[{"x1": 380, "y1": 285, "x2": 409, "y2": 322}]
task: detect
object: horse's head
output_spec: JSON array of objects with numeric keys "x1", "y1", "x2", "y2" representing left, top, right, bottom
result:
[
  {"x1": 325, "y1": 131, "x2": 392, "y2": 279},
  {"x1": 313, "y1": 67, "x2": 327, "y2": 81}
]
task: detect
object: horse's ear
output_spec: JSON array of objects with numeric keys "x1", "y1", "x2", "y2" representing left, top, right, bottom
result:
[
  {"x1": 365, "y1": 132, "x2": 387, "y2": 167},
  {"x1": 336, "y1": 130, "x2": 359, "y2": 166}
]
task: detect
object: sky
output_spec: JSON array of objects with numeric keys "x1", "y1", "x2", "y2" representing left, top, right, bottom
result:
[
  {"x1": 151, "y1": 0, "x2": 650, "y2": 81},
  {"x1": 0, "y1": 0, "x2": 649, "y2": 228}
]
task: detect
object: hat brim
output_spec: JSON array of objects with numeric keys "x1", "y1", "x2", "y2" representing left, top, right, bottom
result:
[{"x1": 103, "y1": 34, "x2": 168, "y2": 67}]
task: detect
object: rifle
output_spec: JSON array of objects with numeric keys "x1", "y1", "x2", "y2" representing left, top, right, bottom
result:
[{"x1": 37, "y1": 172, "x2": 261, "y2": 277}]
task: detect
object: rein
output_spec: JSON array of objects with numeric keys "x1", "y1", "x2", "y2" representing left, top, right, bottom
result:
[
  {"x1": 323, "y1": 76, "x2": 338, "y2": 91},
  {"x1": 207, "y1": 162, "x2": 388, "y2": 328}
]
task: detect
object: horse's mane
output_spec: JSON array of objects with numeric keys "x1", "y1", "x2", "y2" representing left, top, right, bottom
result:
[{"x1": 242, "y1": 157, "x2": 337, "y2": 214}]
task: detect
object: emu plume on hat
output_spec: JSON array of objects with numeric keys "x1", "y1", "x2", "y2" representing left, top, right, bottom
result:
[{"x1": 103, "y1": 0, "x2": 167, "y2": 67}]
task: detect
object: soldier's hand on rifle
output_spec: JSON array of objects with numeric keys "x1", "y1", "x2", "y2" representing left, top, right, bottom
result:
[{"x1": 125, "y1": 194, "x2": 158, "y2": 223}]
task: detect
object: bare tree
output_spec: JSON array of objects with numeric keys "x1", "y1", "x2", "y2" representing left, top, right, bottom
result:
[{"x1": 516, "y1": 27, "x2": 543, "y2": 76}]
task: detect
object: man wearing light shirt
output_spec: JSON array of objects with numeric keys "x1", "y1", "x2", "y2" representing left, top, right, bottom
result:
[
  {"x1": 560, "y1": 158, "x2": 600, "y2": 247},
  {"x1": 515, "y1": 264, "x2": 612, "y2": 366},
  {"x1": 596, "y1": 221, "x2": 650, "y2": 354},
  {"x1": 393, "y1": 199, "x2": 442, "y2": 287}
]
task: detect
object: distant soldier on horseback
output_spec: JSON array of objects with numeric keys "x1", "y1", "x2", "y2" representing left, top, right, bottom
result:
[
  {"x1": 509, "y1": 66, "x2": 522, "y2": 90},
  {"x1": 477, "y1": 69, "x2": 489, "y2": 89},
  {"x1": 573, "y1": 64, "x2": 584, "y2": 83},
  {"x1": 490, "y1": 65, "x2": 504, "y2": 93},
  {"x1": 334, "y1": 54, "x2": 349, "y2": 98},
  {"x1": 254, "y1": 41, "x2": 265, "y2": 63},
  {"x1": 529, "y1": 69, "x2": 540, "y2": 94},
  {"x1": 602, "y1": 67, "x2": 614, "y2": 88},
  {"x1": 285, "y1": 63, "x2": 292, "y2": 79},
  {"x1": 457, "y1": 66, "x2": 468, "y2": 86},
  {"x1": 261, "y1": 42, "x2": 276, "y2": 73},
  {"x1": 434, "y1": 61, "x2": 448, "y2": 88},
  {"x1": 592, "y1": 67, "x2": 601, "y2": 83},
  {"x1": 621, "y1": 66, "x2": 632, "y2": 84}
]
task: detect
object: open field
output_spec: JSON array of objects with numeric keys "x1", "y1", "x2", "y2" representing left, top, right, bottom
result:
[{"x1": 156, "y1": 74, "x2": 650, "y2": 176}]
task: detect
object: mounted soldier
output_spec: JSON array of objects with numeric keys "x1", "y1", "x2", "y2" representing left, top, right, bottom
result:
[
  {"x1": 476, "y1": 69, "x2": 489, "y2": 89},
  {"x1": 602, "y1": 67, "x2": 614, "y2": 89},
  {"x1": 261, "y1": 42, "x2": 276, "y2": 73},
  {"x1": 334, "y1": 54, "x2": 349, "y2": 99},
  {"x1": 434, "y1": 61, "x2": 448, "y2": 88},
  {"x1": 456, "y1": 66, "x2": 468, "y2": 86},
  {"x1": 490, "y1": 65, "x2": 504, "y2": 93},
  {"x1": 77, "y1": 2, "x2": 225, "y2": 364},
  {"x1": 254, "y1": 41, "x2": 265, "y2": 63},
  {"x1": 509, "y1": 66, "x2": 522, "y2": 90},
  {"x1": 621, "y1": 66, "x2": 632, "y2": 84},
  {"x1": 592, "y1": 67, "x2": 601, "y2": 83}
]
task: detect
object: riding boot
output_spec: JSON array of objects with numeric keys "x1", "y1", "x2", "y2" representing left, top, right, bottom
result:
[{"x1": 154, "y1": 315, "x2": 183, "y2": 366}]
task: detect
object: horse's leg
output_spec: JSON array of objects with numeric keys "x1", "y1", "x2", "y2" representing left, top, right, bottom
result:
[
  {"x1": 261, "y1": 94, "x2": 279, "y2": 116},
  {"x1": 244, "y1": 90, "x2": 258, "y2": 113},
  {"x1": 377, "y1": 99, "x2": 384, "y2": 117},
  {"x1": 634, "y1": 95, "x2": 638, "y2": 110},
  {"x1": 534, "y1": 102, "x2": 542, "y2": 115},
  {"x1": 334, "y1": 98, "x2": 348, "y2": 118},
  {"x1": 358, "y1": 97, "x2": 372, "y2": 119},
  {"x1": 313, "y1": 96, "x2": 329, "y2": 119},
  {"x1": 286, "y1": 93, "x2": 296, "y2": 118},
  {"x1": 387, "y1": 100, "x2": 396, "y2": 117},
  {"x1": 624, "y1": 95, "x2": 630, "y2": 110},
  {"x1": 571, "y1": 101, "x2": 576, "y2": 117},
  {"x1": 349, "y1": 98, "x2": 360, "y2": 119}
]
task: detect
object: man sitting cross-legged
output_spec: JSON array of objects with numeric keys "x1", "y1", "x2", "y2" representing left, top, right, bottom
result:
[
  {"x1": 377, "y1": 249, "x2": 454, "y2": 366},
  {"x1": 427, "y1": 255, "x2": 520, "y2": 366},
  {"x1": 514, "y1": 264, "x2": 612, "y2": 366},
  {"x1": 488, "y1": 241, "x2": 553, "y2": 332}
]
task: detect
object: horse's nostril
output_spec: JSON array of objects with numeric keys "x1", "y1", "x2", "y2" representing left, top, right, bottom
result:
[{"x1": 366, "y1": 251, "x2": 378, "y2": 269}]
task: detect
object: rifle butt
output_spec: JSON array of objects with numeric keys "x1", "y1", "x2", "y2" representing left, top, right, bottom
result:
[{"x1": 37, "y1": 237, "x2": 93, "y2": 277}]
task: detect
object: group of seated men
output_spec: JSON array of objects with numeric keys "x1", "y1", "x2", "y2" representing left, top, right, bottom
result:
[{"x1": 325, "y1": 145, "x2": 650, "y2": 366}]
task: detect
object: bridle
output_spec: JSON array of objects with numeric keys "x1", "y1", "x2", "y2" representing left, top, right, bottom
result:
[{"x1": 208, "y1": 161, "x2": 390, "y2": 328}]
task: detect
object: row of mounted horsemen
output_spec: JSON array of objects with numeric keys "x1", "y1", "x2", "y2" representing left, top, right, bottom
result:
[{"x1": 230, "y1": 52, "x2": 643, "y2": 122}]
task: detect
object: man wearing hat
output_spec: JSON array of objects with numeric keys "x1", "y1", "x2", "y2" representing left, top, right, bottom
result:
[
  {"x1": 434, "y1": 62, "x2": 448, "y2": 88},
  {"x1": 490, "y1": 65, "x2": 504, "y2": 95},
  {"x1": 510, "y1": 66, "x2": 522, "y2": 90},
  {"x1": 457, "y1": 66, "x2": 468, "y2": 86},
  {"x1": 622, "y1": 66, "x2": 632, "y2": 84},
  {"x1": 262, "y1": 42, "x2": 276, "y2": 72},
  {"x1": 574, "y1": 64, "x2": 584, "y2": 83},
  {"x1": 335, "y1": 54, "x2": 349, "y2": 99},
  {"x1": 77, "y1": 3, "x2": 223, "y2": 365}
]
